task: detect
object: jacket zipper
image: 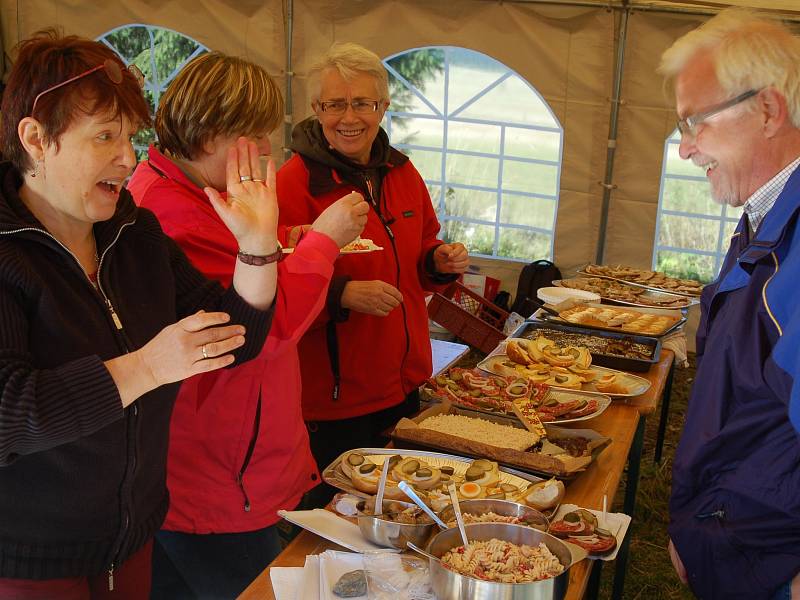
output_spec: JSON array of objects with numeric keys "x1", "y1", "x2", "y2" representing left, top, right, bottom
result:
[
  {"x1": 236, "y1": 390, "x2": 262, "y2": 512},
  {"x1": 364, "y1": 176, "x2": 412, "y2": 374},
  {"x1": 0, "y1": 223, "x2": 138, "y2": 591}
]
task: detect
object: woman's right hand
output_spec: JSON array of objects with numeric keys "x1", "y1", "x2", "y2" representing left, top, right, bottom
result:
[
  {"x1": 310, "y1": 192, "x2": 369, "y2": 248},
  {"x1": 341, "y1": 280, "x2": 403, "y2": 316},
  {"x1": 106, "y1": 311, "x2": 248, "y2": 408}
]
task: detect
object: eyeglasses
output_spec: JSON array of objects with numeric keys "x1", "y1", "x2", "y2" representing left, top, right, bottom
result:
[
  {"x1": 30, "y1": 58, "x2": 145, "y2": 118},
  {"x1": 677, "y1": 89, "x2": 760, "y2": 138},
  {"x1": 317, "y1": 99, "x2": 382, "y2": 115}
]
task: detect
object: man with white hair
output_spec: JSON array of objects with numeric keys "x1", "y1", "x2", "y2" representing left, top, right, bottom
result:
[{"x1": 660, "y1": 8, "x2": 800, "y2": 600}]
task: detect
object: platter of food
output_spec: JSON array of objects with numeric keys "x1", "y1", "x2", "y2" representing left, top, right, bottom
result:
[
  {"x1": 511, "y1": 320, "x2": 661, "y2": 372},
  {"x1": 478, "y1": 337, "x2": 652, "y2": 397},
  {"x1": 421, "y1": 367, "x2": 612, "y2": 425},
  {"x1": 391, "y1": 401, "x2": 611, "y2": 479},
  {"x1": 548, "y1": 504, "x2": 631, "y2": 561},
  {"x1": 554, "y1": 277, "x2": 696, "y2": 309},
  {"x1": 577, "y1": 264, "x2": 703, "y2": 297},
  {"x1": 321, "y1": 448, "x2": 566, "y2": 513},
  {"x1": 539, "y1": 303, "x2": 684, "y2": 337}
]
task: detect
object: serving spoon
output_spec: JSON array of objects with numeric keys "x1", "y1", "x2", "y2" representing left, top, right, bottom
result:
[
  {"x1": 397, "y1": 481, "x2": 448, "y2": 530},
  {"x1": 374, "y1": 458, "x2": 392, "y2": 516},
  {"x1": 406, "y1": 541, "x2": 440, "y2": 562},
  {"x1": 447, "y1": 483, "x2": 470, "y2": 548}
]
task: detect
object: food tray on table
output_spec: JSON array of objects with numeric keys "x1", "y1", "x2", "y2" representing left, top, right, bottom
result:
[
  {"x1": 322, "y1": 447, "x2": 551, "y2": 513},
  {"x1": 511, "y1": 319, "x2": 661, "y2": 372},
  {"x1": 478, "y1": 340, "x2": 651, "y2": 397},
  {"x1": 420, "y1": 368, "x2": 612, "y2": 425},
  {"x1": 535, "y1": 302, "x2": 685, "y2": 337},
  {"x1": 553, "y1": 277, "x2": 697, "y2": 310},
  {"x1": 391, "y1": 401, "x2": 611, "y2": 480},
  {"x1": 576, "y1": 264, "x2": 703, "y2": 297}
]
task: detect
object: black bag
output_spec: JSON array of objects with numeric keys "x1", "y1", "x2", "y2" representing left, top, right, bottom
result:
[{"x1": 510, "y1": 259, "x2": 562, "y2": 317}]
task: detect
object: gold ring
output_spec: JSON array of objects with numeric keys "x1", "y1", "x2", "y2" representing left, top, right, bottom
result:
[
  {"x1": 239, "y1": 175, "x2": 252, "y2": 182},
  {"x1": 201, "y1": 345, "x2": 209, "y2": 360}
]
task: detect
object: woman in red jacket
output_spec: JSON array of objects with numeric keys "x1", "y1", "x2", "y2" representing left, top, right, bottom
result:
[
  {"x1": 277, "y1": 42, "x2": 469, "y2": 506},
  {"x1": 127, "y1": 53, "x2": 367, "y2": 599}
]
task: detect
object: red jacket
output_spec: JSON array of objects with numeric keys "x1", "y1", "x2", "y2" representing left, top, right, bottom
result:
[
  {"x1": 126, "y1": 146, "x2": 337, "y2": 533},
  {"x1": 277, "y1": 119, "x2": 455, "y2": 421}
]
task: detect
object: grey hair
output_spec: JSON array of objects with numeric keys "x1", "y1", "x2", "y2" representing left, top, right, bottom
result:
[
  {"x1": 308, "y1": 42, "x2": 390, "y2": 102},
  {"x1": 659, "y1": 8, "x2": 800, "y2": 127}
]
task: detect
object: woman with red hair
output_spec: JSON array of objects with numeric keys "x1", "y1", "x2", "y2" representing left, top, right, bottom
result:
[{"x1": 0, "y1": 31, "x2": 277, "y2": 599}]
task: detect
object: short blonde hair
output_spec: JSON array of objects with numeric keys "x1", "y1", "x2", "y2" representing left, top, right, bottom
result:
[
  {"x1": 659, "y1": 8, "x2": 800, "y2": 127},
  {"x1": 308, "y1": 42, "x2": 389, "y2": 102},
  {"x1": 156, "y1": 52, "x2": 283, "y2": 160}
]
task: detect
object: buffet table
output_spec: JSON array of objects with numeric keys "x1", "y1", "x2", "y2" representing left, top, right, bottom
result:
[{"x1": 239, "y1": 350, "x2": 675, "y2": 600}]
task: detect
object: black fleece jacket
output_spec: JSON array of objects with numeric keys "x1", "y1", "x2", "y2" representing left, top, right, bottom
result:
[{"x1": 0, "y1": 162, "x2": 272, "y2": 579}]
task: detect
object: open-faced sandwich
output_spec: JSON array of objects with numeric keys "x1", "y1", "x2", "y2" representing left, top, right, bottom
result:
[{"x1": 549, "y1": 508, "x2": 617, "y2": 556}]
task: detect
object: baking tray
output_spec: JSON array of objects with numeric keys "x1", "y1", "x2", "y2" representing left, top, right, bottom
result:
[
  {"x1": 390, "y1": 404, "x2": 610, "y2": 480},
  {"x1": 576, "y1": 265, "x2": 702, "y2": 298},
  {"x1": 533, "y1": 303, "x2": 686, "y2": 338},
  {"x1": 322, "y1": 447, "x2": 546, "y2": 498},
  {"x1": 552, "y1": 278, "x2": 697, "y2": 310},
  {"x1": 511, "y1": 320, "x2": 662, "y2": 372}
]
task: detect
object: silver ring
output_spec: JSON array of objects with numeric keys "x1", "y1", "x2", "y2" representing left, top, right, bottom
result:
[
  {"x1": 201, "y1": 344, "x2": 209, "y2": 360},
  {"x1": 239, "y1": 175, "x2": 253, "y2": 182}
]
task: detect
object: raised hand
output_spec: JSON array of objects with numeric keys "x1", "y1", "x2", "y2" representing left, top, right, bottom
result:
[
  {"x1": 205, "y1": 137, "x2": 278, "y2": 254},
  {"x1": 433, "y1": 242, "x2": 469, "y2": 274},
  {"x1": 341, "y1": 280, "x2": 403, "y2": 317},
  {"x1": 311, "y1": 192, "x2": 369, "y2": 248}
]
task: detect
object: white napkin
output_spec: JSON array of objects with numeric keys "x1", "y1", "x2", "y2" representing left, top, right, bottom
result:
[
  {"x1": 270, "y1": 567, "x2": 304, "y2": 600},
  {"x1": 297, "y1": 555, "x2": 320, "y2": 600}
]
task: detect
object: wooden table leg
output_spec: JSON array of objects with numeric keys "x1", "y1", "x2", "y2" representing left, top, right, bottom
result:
[
  {"x1": 612, "y1": 415, "x2": 646, "y2": 600},
  {"x1": 654, "y1": 359, "x2": 676, "y2": 464}
]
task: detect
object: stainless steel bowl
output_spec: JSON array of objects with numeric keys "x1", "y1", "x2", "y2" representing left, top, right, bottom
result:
[
  {"x1": 356, "y1": 508, "x2": 436, "y2": 550},
  {"x1": 427, "y1": 522, "x2": 577, "y2": 600},
  {"x1": 437, "y1": 499, "x2": 549, "y2": 532}
]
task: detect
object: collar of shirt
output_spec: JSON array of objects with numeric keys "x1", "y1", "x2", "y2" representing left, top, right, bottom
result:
[{"x1": 743, "y1": 156, "x2": 800, "y2": 235}]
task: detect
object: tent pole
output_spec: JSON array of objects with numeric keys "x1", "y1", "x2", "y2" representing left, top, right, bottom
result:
[
  {"x1": 595, "y1": 3, "x2": 630, "y2": 265},
  {"x1": 284, "y1": 0, "x2": 294, "y2": 163}
]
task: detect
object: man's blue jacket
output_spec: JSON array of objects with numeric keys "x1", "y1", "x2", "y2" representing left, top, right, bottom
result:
[{"x1": 670, "y1": 166, "x2": 800, "y2": 599}]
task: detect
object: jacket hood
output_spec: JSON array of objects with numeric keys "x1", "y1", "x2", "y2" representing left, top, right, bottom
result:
[
  {"x1": 0, "y1": 161, "x2": 138, "y2": 251},
  {"x1": 289, "y1": 117, "x2": 407, "y2": 173}
]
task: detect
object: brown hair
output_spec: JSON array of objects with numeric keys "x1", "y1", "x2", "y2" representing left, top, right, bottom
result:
[
  {"x1": 155, "y1": 52, "x2": 283, "y2": 160},
  {"x1": 0, "y1": 29, "x2": 151, "y2": 173}
]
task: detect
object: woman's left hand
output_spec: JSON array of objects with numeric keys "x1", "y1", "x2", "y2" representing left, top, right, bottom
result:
[
  {"x1": 205, "y1": 137, "x2": 278, "y2": 254},
  {"x1": 433, "y1": 242, "x2": 469, "y2": 274}
]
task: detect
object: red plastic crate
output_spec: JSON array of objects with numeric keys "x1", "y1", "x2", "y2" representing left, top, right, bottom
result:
[{"x1": 427, "y1": 281, "x2": 508, "y2": 354}]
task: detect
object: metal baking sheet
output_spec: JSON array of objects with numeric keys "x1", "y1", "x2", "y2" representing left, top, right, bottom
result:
[
  {"x1": 553, "y1": 278, "x2": 697, "y2": 310},
  {"x1": 511, "y1": 320, "x2": 662, "y2": 372},
  {"x1": 533, "y1": 304, "x2": 686, "y2": 339},
  {"x1": 576, "y1": 265, "x2": 702, "y2": 298}
]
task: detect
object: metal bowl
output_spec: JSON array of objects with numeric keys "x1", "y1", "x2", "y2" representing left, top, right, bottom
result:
[
  {"x1": 437, "y1": 498, "x2": 549, "y2": 532},
  {"x1": 355, "y1": 503, "x2": 436, "y2": 550},
  {"x1": 427, "y1": 522, "x2": 578, "y2": 600}
]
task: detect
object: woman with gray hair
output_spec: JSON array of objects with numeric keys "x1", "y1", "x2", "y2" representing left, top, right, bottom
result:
[{"x1": 277, "y1": 42, "x2": 469, "y2": 505}]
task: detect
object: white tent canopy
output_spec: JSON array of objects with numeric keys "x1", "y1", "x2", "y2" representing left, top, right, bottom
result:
[{"x1": 2, "y1": 0, "x2": 797, "y2": 336}]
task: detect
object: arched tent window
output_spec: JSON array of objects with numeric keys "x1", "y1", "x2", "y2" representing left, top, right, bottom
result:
[
  {"x1": 653, "y1": 130, "x2": 742, "y2": 283},
  {"x1": 97, "y1": 25, "x2": 208, "y2": 157},
  {"x1": 382, "y1": 47, "x2": 563, "y2": 262}
]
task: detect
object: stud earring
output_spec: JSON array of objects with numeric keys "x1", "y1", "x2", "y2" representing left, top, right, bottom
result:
[{"x1": 30, "y1": 160, "x2": 41, "y2": 178}]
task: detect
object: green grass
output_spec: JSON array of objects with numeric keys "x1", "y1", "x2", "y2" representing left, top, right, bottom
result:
[{"x1": 597, "y1": 355, "x2": 697, "y2": 599}]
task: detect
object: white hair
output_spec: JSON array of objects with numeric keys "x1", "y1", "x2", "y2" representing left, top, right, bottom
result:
[
  {"x1": 659, "y1": 8, "x2": 800, "y2": 127},
  {"x1": 308, "y1": 42, "x2": 389, "y2": 102}
]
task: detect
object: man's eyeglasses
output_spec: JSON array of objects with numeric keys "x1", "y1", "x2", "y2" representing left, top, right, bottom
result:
[
  {"x1": 317, "y1": 99, "x2": 382, "y2": 115},
  {"x1": 677, "y1": 89, "x2": 760, "y2": 137},
  {"x1": 30, "y1": 58, "x2": 145, "y2": 118}
]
